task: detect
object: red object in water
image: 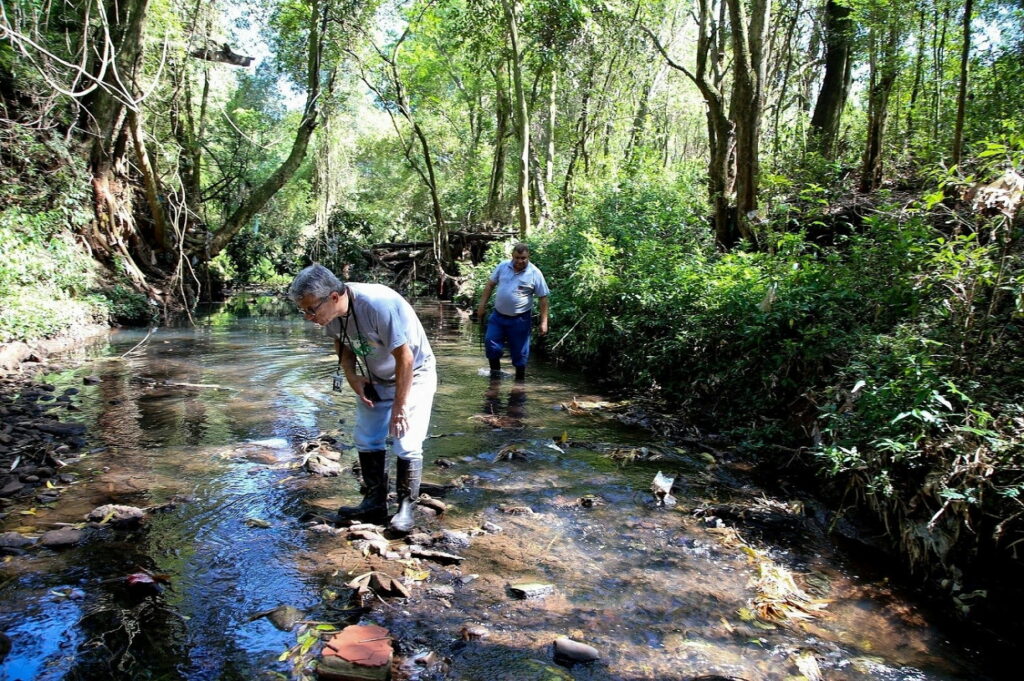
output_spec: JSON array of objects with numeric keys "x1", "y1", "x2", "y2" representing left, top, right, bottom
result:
[
  {"x1": 319, "y1": 624, "x2": 393, "y2": 680},
  {"x1": 126, "y1": 573, "x2": 156, "y2": 586}
]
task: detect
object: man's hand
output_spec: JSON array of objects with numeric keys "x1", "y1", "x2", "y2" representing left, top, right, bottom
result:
[
  {"x1": 539, "y1": 318, "x2": 549, "y2": 336},
  {"x1": 389, "y1": 408, "x2": 409, "y2": 438},
  {"x1": 350, "y1": 375, "x2": 375, "y2": 407}
]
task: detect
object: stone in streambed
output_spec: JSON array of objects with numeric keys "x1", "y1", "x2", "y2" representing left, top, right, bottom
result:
[
  {"x1": 552, "y1": 637, "x2": 600, "y2": 665},
  {"x1": 306, "y1": 453, "x2": 344, "y2": 477},
  {"x1": 0, "y1": 480, "x2": 25, "y2": 497},
  {"x1": 250, "y1": 604, "x2": 306, "y2": 631},
  {"x1": 39, "y1": 528, "x2": 84, "y2": 548},
  {"x1": 85, "y1": 504, "x2": 145, "y2": 528},
  {"x1": 0, "y1": 531, "x2": 35, "y2": 550},
  {"x1": 508, "y1": 582, "x2": 554, "y2": 600}
]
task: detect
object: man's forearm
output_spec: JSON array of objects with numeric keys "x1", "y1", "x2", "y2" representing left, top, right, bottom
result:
[
  {"x1": 392, "y1": 346, "x2": 414, "y2": 413},
  {"x1": 340, "y1": 345, "x2": 358, "y2": 382},
  {"x1": 477, "y1": 281, "x2": 495, "y2": 315}
]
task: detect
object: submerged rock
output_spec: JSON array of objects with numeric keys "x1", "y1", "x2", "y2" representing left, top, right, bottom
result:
[
  {"x1": 250, "y1": 604, "x2": 306, "y2": 631},
  {"x1": 552, "y1": 637, "x2": 600, "y2": 665},
  {"x1": 508, "y1": 582, "x2": 554, "y2": 600},
  {"x1": 86, "y1": 504, "x2": 145, "y2": 528},
  {"x1": 305, "y1": 453, "x2": 343, "y2": 476},
  {"x1": 0, "y1": 480, "x2": 25, "y2": 497},
  {"x1": 39, "y1": 528, "x2": 84, "y2": 548},
  {"x1": 0, "y1": 531, "x2": 35, "y2": 550},
  {"x1": 460, "y1": 623, "x2": 490, "y2": 640}
]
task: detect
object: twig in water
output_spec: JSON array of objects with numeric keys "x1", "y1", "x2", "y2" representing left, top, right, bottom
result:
[{"x1": 120, "y1": 327, "x2": 157, "y2": 358}]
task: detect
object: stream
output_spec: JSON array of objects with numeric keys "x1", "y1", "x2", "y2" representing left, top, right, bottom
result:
[{"x1": 0, "y1": 296, "x2": 994, "y2": 681}]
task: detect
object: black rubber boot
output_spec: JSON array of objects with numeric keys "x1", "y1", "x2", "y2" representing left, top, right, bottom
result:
[
  {"x1": 388, "y1": 457, "x2": 422, "y2": 534},
  {"x1": 514, "y1": 366, "x2": 526, "y2": 381},
  {"x1": 338, "y1": 450, "x2": 388, "y2": 524},
  {"x1": 489, "y1": 357, "x2": 502, "y2": 379}
]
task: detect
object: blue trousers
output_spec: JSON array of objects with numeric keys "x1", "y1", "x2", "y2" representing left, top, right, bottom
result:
[{"x1": 484, "y1": 312, "x2": 532, "y2": 368}]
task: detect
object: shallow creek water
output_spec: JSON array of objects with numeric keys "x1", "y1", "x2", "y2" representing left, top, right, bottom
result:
[{"x1": 0, "y1": 297, "x2": 992, "y2": 681}]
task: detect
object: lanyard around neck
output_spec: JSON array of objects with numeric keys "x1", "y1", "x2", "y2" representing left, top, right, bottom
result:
[{"x1": 340, "y1": 287, "x2": 374, "y2": 388}]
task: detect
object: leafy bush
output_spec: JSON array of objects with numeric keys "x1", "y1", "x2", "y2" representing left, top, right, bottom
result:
[
  {"x1": 0, "y1": 206, "x2": 108, "y2": 341},
  {"x1": 814, "y1": 208, "x2": 1024, "y2": 575},
  {"x1": 522, "y1": 184, "x2": 936, "y2": 425},
  {"x1": 95, "y1": 285, "x2": 155, "y2": 326}
]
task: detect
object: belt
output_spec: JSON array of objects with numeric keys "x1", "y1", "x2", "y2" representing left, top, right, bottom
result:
[{"x1": 495, "y1": 310, "x2": 530, "y2": 319}]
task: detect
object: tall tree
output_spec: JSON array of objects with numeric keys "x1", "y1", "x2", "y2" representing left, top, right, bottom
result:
[
  {"x1": 951, "y1": 0, "x2": 973, "y2": 165},
  {"x1": 208, "y1": 0, "x2": 332, "y2": 257},
  {"x1": 859, "y1": 7, "x2": 904, "y2": 192},
  {"x1": 502, "y1": 0, "x2": 532, "y2": 237},
  {"x1": 644, "y1": 1, "x2": 739, "y2": 248},
  {"x1": 83, "y1": 0, "x2": 162, "y2": 288},
  {"x1": 725, "y1": 0, "x2": 771, "y2": 245},
  {"x1": 809, "y1": 0, "x2": 854, "y2": 158}
]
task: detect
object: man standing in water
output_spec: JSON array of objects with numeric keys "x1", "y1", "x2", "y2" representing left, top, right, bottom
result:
[
  {"x1": 289, "y1": 264, "x2": 436, "y2": 533},
  {"x1": 476, "y1": 243, "x2": 550, "y2": 381}
]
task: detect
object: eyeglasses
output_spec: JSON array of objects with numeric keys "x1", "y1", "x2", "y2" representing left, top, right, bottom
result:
[{"x1": 299, "y1": 296, "x2": 329, "y2": 317}]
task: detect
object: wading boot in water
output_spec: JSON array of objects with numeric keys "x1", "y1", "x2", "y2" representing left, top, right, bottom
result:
[
  {"x1": 489, "y1": 357, "x2": 502, "y2": 379},
  {"x1": 389, "y1": 457, "x2": 422, "y2": 533},
  {"x1": 514, "y1": 366, "x2": 526, "y2": 382},
  {"x1": 338, "y1": 450, "x2": 388, "y2": 524}
]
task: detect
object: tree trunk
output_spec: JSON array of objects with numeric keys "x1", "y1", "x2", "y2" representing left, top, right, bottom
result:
[
  {"x1": 486, "y1": 62, "x2": 510, "y2": 221},
  {"x1": 726, "y1": 0, "x2": 770, "y2": 245},
  {"x1": 535, "y1": 69, "x2": 555, "y2": 228},
  {"x1": 562, "y1": 55, "x2": 597, "y2": 210},
  {"x1": 127, "y1": 109, "x2": 169, "y2": 251},
  {"x1": 952, "y1": 0, "x2": 973, "y2": 166},
  {"x1": 809, "y1": 0, "x2": 853, "y2": 158},
  {"x1": 931, "y1": 2, "x2": 951, "y2": 145},
  {"x1": 643, "y1": 0, "x2": 738, "y2": 248},
  {"x1": 86, "y1": 0, "x2": 155, "y2": 287},
  {"x1": 209, "y1": 0, "x2": 326, "y2": 257},
  {"x1": 906, "y1": 6, "x2": 927, "y2": 147},
  {"x1": 502, "y1": 0, "x2": 531, "y2": 239},
  {"x1": 860, "y1": 24, "x2": 902, "y2": 193},
  {"x1": 769, "y1": 0, "x2": 801, "y2": 162}
]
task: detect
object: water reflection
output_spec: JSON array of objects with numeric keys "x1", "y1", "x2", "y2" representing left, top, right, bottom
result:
[{"x1": 481, "y1": 378, "x2": 528, "y2": 429}]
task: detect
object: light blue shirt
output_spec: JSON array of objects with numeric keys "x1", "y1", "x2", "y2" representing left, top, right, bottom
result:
[
  {"x1": 490, "y1": 261, "x2": 550, "y2": 316},
  {"x1": 323, "y1": 283, "x2": 434, "y2": 384}
]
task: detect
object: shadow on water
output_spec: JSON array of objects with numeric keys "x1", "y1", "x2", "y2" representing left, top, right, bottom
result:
[{"x1": 0, "y1": 296, "x2": 998, "y2": 680}]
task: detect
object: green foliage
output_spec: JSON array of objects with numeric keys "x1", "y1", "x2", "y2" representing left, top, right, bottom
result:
[
  {"x1": 527, "y1": 180, "x2": 937, "y2": 418},
  {"x1": 0, "y1": 208, "x2": 94, "y2": 296},
  {"x1": 811, "y1": 191, "x2": 1024, "y2": 569},
  {"x1": 0, "y1": 207, "x2": 109, "y2": 341},
  {"x1": 93, "y1": 285, "x2": 156, "y2": 326}
]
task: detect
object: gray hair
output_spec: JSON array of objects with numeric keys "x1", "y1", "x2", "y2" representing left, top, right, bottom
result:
[
  {"x1": 288, "y1": 263, "x2": 344, "y2": 303},
  {"x1": 512, "y1": 242, "x2": 530, "y2": 254}
]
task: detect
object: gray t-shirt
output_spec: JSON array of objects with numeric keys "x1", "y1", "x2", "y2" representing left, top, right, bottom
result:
[
  {"x1": 323, "y1": 283, "x2": 434, "y2": 383},
  {"x1": 490, "y1": 261, "x2": 550, "y2": 316}
]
